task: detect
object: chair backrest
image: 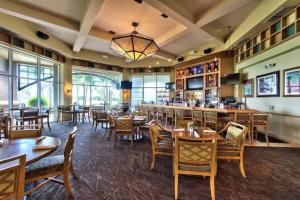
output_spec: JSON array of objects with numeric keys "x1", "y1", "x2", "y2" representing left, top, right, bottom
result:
[
  {"x1": 192, "y1": 110, "x2": 203, "y2": 122},
  {"x1": 204, "y1": 111, "x2": 218, "y2": 130},
  {"x1": 149, "y1": 122, "x2": 160, "y2": 148},
  {"x1": 61, "y1": 106, "x2": 71, "y2": 112},
  {"x1": 8, "y1": 125, "x2": 42, "y2": 139},
  {"x1": 225, "y1": 122, "x2": 247, "y2": 148},
  {"x1": 115, "y1": 118, "x2": 133, "y2": 133},
  {"x1": 175, "y1": 137, "x2": 217, "y2": 167},
  {"x1": 252, "y1": 113, "x2": 268, "y2": 124},
  {"x1": 0, "y1": 154, "x2": 26, "y2": 200},
  {"x1": 95, "y1": 110, "x2": 107, "y2": 120},
  {"x1": 0, "y1": 116, "x2": 9, "y2": 139},
  {"x1": 63, "y1": 127, "x2": 77, "y2": 172},
  {"x1": 22, "y1": 109, "x2": 39, "y2": 118},
  {"x1": 165, "y1": 108, "x2": 174, "y2": 118},
  {"x1": 175, "y1": 109, "x2": 185, "y2": 119},
  {"x1": 108, "y1": 114, "x2": 116, "y2": 126},
  {"x1": 175, "y1": 118, "x2": 194, "y2": 130},
  {"x1": 234, "y1": 113, "x2": 251, "y2": 124}
]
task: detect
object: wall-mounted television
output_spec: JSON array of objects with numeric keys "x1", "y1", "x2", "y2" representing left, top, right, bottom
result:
[
  {"x1": 221, "y1": 73, "x2": 240, "y2": 85},
  {"x1": 165, "y1": 82, "x2": 175, "y2": 90},
  {"x1": 121, "y1": 81, "x2": 132, "y2": 89},
  {"x1": 186, "y1": 77, "x2": 204, "y2": 90}
]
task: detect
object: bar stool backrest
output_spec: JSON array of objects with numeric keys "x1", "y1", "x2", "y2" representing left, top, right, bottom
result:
[
  {"x1": 165, "y1": 108, "x2": 174, "y2": 118},
  {"x1": 192, "y1": 110, "x2": 203, "y2": 126},
  {"x1": 175, "y1": 109, "x2": 185, "y2": 119}
]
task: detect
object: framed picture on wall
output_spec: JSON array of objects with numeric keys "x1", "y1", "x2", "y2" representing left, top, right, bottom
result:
[
  {"x1": 256, "y1": 71, "x2": 280, "y2": 97},
  {"x1": 284, "y1": 66, "x2": 300, "y2": 96},
  {"x1": 243, "y1": 78, "x2": 254, "y2": 97}
]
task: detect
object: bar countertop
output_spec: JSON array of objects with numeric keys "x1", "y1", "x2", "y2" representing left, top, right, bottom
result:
[{"x1": 142, "y1": 104, "x2": 258, "y2": 113}]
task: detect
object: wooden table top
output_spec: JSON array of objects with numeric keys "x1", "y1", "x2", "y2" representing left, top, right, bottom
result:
[
  {"x1": 172, "y1": 127, "x2": 221, "y2": 139},
  {"x1": 0, "y1": 136, "x2": 60, "y2": 165}
]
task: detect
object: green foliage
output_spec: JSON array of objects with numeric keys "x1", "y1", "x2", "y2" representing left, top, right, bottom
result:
[{"x1": 28, "y1": 96, "x2": 49, "y2": 107}]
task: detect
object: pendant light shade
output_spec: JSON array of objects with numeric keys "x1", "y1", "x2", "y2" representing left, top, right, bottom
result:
[{"x1": 111, "y1": 22, "x2": 159, "y2": 61}]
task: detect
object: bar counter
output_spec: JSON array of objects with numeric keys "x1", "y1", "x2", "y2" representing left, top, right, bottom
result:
[{"x1": 141, "y1": 104, "x2": 258, "y2": 114}]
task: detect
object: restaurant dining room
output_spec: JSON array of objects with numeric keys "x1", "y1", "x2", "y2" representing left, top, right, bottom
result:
[{"x1": 0, "y1": 0, "x2": 300, "y2": 200}]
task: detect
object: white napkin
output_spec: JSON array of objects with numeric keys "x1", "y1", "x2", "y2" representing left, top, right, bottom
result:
[
  {"x1": 173, "y1": 128, "x2": 185, "y2": 131},
  {"x1": 203, "y1": 130, "x2": 216, "y2": 133},
  {"x1": 32, "y1": 145, "x2": 56, "y2": 150}
]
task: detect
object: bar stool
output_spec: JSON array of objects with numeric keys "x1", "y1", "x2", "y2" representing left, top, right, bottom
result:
[
  {"x1": 234, "y1": 112, "x2": 252, "y2": 143},
  {"x1": 165, "y1": 108, "x2": 174, "y2": 128},
  {"x1": 148, "y1": 106, "x2": 156, "y2": 119},
  {"x1": 204, "y1": 111, "x2": 218, "y2": 131},
  {"x1": 156, "y1": 107, "x2": 164, "y2": 123},
  {"x1": 175, "y1": 109, "x2": 185, "y2": 128},
  {"x1": 251, "y1": 113, "x2": 269, "y2": 145},
  {"x1": 192, "y1": 110, "x2": 203, "y2": 126}
]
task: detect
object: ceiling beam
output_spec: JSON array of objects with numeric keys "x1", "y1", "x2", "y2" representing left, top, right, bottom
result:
[
  {"x1": 0, "y1": 0, "x2": 79, "y2": 33},
  {"x1": 195, "y1": 0, "x2": 256, "y2": 27},
  {"x1": 73, "y1": 0, "x2": 105, "y2": 52}
]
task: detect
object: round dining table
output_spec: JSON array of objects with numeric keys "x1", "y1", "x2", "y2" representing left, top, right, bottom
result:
[{"x1": 0, "y1": 136, "x2": 60, "y2": 165}]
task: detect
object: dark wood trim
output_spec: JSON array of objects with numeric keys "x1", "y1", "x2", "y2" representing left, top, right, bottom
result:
[
  {"x1": 283, "y1": 66, "x2": 300, "y2": 97},
  {"x1": 256, "y1": 71, "x2": 280, "y2": 97}
]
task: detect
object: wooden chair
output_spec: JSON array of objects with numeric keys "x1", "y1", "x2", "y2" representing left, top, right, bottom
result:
[
  {"x1": 115, "y1": 118, "x2": 135, "y2": 148},
  {"x1": 91, "y1": 108, "x2": 102, "y2": 128},
  {"x1": 80, "y1": 106, "x2": 90, "y2": 122},
  {"x1": 204, "y1": 111, "x2": 218, "y2": 131},
  {"x1": 57, "y1": 105, "x2": 62, "y2": 122},
  {"x1": 251, "y1": 113, "x2": 269, "y2": 145},
  {"x1": 175, "y1": 109, "x2": 185, "y2": 128},
  {"x1": 234, "y1": 112, "x2": 252, "y2": 143},
  {"x1": 192, "y1": 110, "x2": 203, "y2": 127},
  {"x1": 217, "y1": 122, "x2": 248, "y2": 178},
  {"x1": 156, "y1": 107, "x2": 164, "y2": 123},
  {"x1": 148, "y1": 106, "x2": 156, "y2": 119},
  {"x1": 0, "y1": 115, "x2": 9, "y2": 139},
  {"x1": 94, "y1": 111, "x2": 108, "y2": 132},
  {"x1": 0, "y1": 154, "x2": 26, "y2": 200},
  {"x1": 39, "y1": 108, "x2": 51, "y2": 131},
  {"x1": 61, "y1": 106, "x2": 72, "y2": 123},
  {"x1": 8, "y1": 125, "x2": 42, "y2": 139},
  {"x1": 108, "y1": 114, "x2": 116, "y2": 139},
  {"x1": 149, "y1": 121, "x2": 173, "y2": 170},
  {"x1": 164, "y1": 108, "x2": 174, "y2": 128},
  {"x1": 25, "y1": 127, "x2": 78, "y2": 197},
  {"x1": 174, "y1": 136, "x2": 217, "y2": 200},
  {"x1": 16, "y1": 109, "x2": 39, "y2": 126}
]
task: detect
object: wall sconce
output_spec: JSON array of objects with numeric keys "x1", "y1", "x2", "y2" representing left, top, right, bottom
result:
[{"x1": 123, "y1": 89, "x2": 129, "y2": 100}]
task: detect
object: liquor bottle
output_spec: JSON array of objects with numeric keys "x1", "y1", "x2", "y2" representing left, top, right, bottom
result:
[
  {"x1": 214, "y1": 61, "x2": 219, "y2": 72},
  {"x1": 207, "y1": 62, "x2": 211, "y2": 72}
]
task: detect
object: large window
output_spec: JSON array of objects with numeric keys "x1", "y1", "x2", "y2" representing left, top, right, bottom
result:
[
  {"x1": 72, "y1": 70, "x2": 121, "y2": 108},
  {"x1": 0, "y1": 46, "x2": 60, "y2": 118},
  {"x1": 131, "y1": 74, "x2": 170, "y2": 107}
]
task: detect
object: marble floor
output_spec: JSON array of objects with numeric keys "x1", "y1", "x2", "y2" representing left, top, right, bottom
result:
[{"x1": 28, "y1": 122, "x2": 300, "y2": 200}]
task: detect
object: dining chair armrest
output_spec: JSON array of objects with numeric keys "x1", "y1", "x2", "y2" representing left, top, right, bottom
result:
[
  {"x1": 217, "y1": 122, "x2": 230, "y2": 135},
  {"x1": 158, "y1": 135, "x2": 172, "y2": 141}
]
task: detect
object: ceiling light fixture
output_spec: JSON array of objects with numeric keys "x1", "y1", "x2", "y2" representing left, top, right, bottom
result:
[{"x1": 111, "y1": 22, "x2": 159, "y2": 62}]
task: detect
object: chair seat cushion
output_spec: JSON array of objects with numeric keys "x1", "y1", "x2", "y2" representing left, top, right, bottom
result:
[
  {"x1": 179, "y1": 164, "x2": 211, "y2": 172},
  {"x1": 25, "y1": 155, "x2": 64, "y2": 180}
]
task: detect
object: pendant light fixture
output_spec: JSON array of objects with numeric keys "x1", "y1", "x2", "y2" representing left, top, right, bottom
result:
[{"x1": 111, "y1": 22, "x2": 159, "y2": 62}]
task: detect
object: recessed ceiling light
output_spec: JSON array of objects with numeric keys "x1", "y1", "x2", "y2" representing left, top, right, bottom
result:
[
  {"x1": 156, "y1": 61, "x2": 160, "y2": 65},
  {"x1": 161, "y1": 13, "x2": 168, "y2": 18},
  {"x1": 108, "y1": 30, "x2": 115, "y2": 35},
  {"x1": 102, "y1": 54, "x2": 108, "y2": 59},
  {"x1": 168, "y1": 59, "x2": 172, "y2": 62},
  {"x1": 134, "y1": 0, "x2": 143, "y2": 4},
  {"x1": 149, "y1": 65, "x2": 152, "y2": 68}
]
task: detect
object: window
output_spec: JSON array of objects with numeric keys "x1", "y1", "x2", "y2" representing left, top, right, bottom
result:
[
  {"x1": 72, "y1": 70, "x2": 121, "y2": 108},
  {"x1": 131, "y1": 74, "x2": 170, "y2": 108}
]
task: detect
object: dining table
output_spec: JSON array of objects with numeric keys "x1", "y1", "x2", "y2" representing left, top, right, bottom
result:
[
  {"x1": 117, "y1": 115, "x2": 148, "y2": 141},
  {"x1": 0, "y1": 136, "x2": 60, "y2": 167},
  {"x1": 172, "y1": 127, "x2": 222, "y2": 140}
]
